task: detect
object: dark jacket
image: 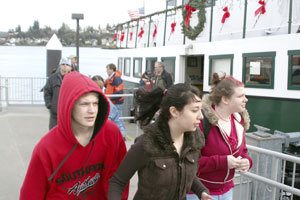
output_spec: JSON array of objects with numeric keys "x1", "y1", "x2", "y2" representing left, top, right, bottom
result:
[
  {"x1": 153, "y1": 69, "x2": 173, "y2": 90},
  {"x1": 161, "y1": 69, "x2": 173, "y2": 89},
  {"x1": 43, "y1": 72, "x2": 63, "y2": 116},
  {"x1": 109, "y1": 122, "x2": 208, "y2": 200}
]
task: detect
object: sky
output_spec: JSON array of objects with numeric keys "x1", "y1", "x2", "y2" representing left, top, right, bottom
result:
[{"x1": 0, "y1": 0, "x2": 164, "y2": 32}]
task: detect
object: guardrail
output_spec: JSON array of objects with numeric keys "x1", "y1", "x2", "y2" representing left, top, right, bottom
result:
[
  {"x1": 234, "y1": 145, "x2": 300, "y2": 200},
  {"x1": 0, "y1": 77, "x2": 136, "y2": 112}
]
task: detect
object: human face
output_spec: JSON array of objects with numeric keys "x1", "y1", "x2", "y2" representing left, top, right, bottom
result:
[
  {"x1": 175, "y1": 96, "x2": 203, "y2": 132},
  {"x1": 72, "y1": 92, "x2": 99, "y2": 130},
  {"x1": 227, "y1": 86, "x2": 248, "y2": 113},
  {"x1": 94, "y1": 80, "x2": 104, "y2": 89},
  {"x1": 154, "y1": 63, "x2": 163, "y2": 76},
  {"x1": 60, "y1": 65, "x2": 72, "y2": 76},
  {"x1": 106, "y1": 67, "x2": 113, "y2": 76}
]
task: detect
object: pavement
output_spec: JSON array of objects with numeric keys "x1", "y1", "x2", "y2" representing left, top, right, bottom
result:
[{"x1": 0, "y1": 105, "x2": 139, "y2": 200}]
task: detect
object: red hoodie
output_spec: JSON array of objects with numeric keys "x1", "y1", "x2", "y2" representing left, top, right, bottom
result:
[{"x1": 20, "y1": 72, "x2": 128, "y2": 200}]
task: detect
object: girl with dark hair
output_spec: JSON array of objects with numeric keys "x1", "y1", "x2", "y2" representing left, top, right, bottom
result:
[
  {"x1": 109, "y1": 83, "x2": 212, "y2": 200},
  {"x1": 189, "y1": 73, "x2": 252, "y2": 200}
]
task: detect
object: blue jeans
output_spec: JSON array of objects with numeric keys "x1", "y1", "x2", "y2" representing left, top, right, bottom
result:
[
  {"x1": 186, "y1": 189, "x2": 233, "y2": 200},
  {"x1": 186, "y1": 194, "x2": 199, "y2": 200},
  {"x1": 114, "y1": 104, "x2": 126, "y2": 137}
]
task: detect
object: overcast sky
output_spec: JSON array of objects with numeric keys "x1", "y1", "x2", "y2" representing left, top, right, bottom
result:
[{"x1": 0, "y1": 0, "x2": 164, "y2": 32}]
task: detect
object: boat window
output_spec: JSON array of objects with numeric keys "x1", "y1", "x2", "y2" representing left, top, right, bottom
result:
[
  {"x1": 161, "y1": 57, "x2": 176, "y2": 81},
  {"x1": 209, "y1": 54, "x2": 233, "y2": 84},
  {"x1": 117, "y1": 57, "x2": 123, "y2": 73},
  {"x1": 133, "y1": 58, "x2": 143, "y2": 78},
  {"x1": 167, "y1": 0, "x2": 177, "y2": 16},
  {"x1": 124, "y1": 57, "x2": 131, "y2": 76},
  {"x1": 146, "y1": 57, "x2": 157, "y2": 74},
  {"x1": 182, "y1": 0, "x2": 215, "y2": 7},
  {"x1": 242, "y1": 52, "x2": 276, "y2": 89},
  {"x1": 288, "y1": 50, "x2": 300, "y2": 90}
]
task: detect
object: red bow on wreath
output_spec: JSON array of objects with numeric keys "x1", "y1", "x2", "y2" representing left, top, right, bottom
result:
[
  {"x1": 152, "y1": 24, "x2": 157, "y2": 38},
  {"x1": 255, "y1": 0, "x2": 266, "y2": 16},
  {"x1": 185, "y1": 4, "x2": 196, "y2": 28},
  {"x1": 138, "y1": 27, "x2": 144, "y2": 38},
  {"x1": 221, "y1": 6, "x2": 230, "y2": 24},
  {"x1": 120, "y1": 31, "x2": 125, "y2": 42}
]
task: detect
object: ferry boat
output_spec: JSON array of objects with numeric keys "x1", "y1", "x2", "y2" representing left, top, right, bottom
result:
[{"x1": 110, "y1": 0, "x2": 300, "y2": 133}]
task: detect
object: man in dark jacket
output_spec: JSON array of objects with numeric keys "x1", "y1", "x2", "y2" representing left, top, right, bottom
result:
[
  {"x1": 153, "y1": 61, "x2": 173, "y2": 90},
  {"x1": 43, "y1": 57, "x2": 72, "y2": 129}
]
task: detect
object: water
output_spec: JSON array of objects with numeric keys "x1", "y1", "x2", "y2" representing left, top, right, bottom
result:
[{"x1": 0, "y1": 46, "x2": 118, "y2": 78}]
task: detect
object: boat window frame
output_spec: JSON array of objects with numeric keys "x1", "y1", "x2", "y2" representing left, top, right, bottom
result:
[
  {"x1": 208, "y1": 54, "x2": 233, "y2": 85},
  {"x1": 287, "y1": 50, "x2": 300, "y2": 90},
  {"x1": 166, "y1": 0, "x2": 177, "y2": 16},
  {"x1": 117, "y1": 57, "x2": 123, "y2": 73},
  {"x1": 146, "y1": 57, "x2": 157, "y2": 74},
  {"x1": 133, "y1": 57, "x2": 143, "y2": 78},
  {"x1": 123, "y1": 57, "x2": 131, "y2": 77},
  {"x1": 161, "y1": 56, "x2": 176, "y2": 82},
  {"x1": 242, "y1": 51, "x2": 276, "y2": 89}
]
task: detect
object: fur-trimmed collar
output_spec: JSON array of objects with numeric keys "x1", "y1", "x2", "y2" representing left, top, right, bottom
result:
[
  {"x1": 141, "y1": 122, "x2": 204, "y2": 156},
  {"x1": 202, "y1": 94, "x2": 250, "y2": 131}
]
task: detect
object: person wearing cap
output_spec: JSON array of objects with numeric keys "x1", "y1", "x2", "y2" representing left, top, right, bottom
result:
[
  {"x1": 68, "y1": 55, "x2": 79, "y2": 71},
  {"x1": 43, "y1": 57, "x2": 72, "y2": 129}
]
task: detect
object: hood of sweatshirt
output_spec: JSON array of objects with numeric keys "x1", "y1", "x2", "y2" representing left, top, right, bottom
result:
[{"x1": 57, "y1": 71, "x2": 110, "y2": 145}]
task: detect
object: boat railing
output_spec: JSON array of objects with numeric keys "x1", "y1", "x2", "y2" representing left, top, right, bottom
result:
[
  {"x1": 112, "y1": 0, "x2": 300, "y2": 49},
  {"x1": 234, "y1": 144, "x2": 300, "y2": 200}
]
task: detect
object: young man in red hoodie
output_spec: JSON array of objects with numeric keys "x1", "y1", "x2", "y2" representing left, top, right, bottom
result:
[{"x1": 20, "y1": 72, "x2": 128, "y2": 200}]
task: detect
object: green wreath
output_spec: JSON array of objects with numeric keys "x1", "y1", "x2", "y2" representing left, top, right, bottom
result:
[{"x1": 181, "y1": 0, "x2": 206, "y2": 40}]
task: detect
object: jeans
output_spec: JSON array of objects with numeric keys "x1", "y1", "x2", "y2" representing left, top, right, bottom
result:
[
  {"x1": 186, "y1": 189, "x2": 233, "y2": 200},
  {"x1": 114, "y1": 104, "x2": 126, "y2": 137}
]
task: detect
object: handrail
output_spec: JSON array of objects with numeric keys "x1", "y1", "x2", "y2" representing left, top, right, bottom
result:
[
  {"x1": 240, "y1": 171, "x2": 300, "y2": 196},
  {"x1": 247, "y1": 144, "x2": 300, "y2": 163}
]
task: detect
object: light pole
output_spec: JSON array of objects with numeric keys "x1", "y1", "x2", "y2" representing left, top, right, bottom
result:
[{"x1": 72, "y1": 13, "x2": 84, "y2": 71}]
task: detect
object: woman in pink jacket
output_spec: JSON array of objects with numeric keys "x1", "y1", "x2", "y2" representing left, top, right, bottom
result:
[{"x1": 188, "y1": 73, "x2": 252, "y2": 200}]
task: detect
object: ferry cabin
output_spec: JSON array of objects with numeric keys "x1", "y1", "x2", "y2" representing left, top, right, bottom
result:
[{"x1": 111, "y1": 0, "x2": 300, "y2": 133}]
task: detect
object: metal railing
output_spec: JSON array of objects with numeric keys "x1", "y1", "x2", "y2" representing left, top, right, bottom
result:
[
  {"x1": 0, "y1": 76, "x2": 136, "y2": 105},
  {"x1": 234, "y1": 144, "x2": 300, "y2": 200},
  {"x1": 0, "y1": 77, "x2": 46, "y2": 105}
]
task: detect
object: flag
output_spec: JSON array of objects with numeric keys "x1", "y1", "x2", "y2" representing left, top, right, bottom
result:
[{"x1": 128, "y1": 7, "x2": 144, "y2": 20}]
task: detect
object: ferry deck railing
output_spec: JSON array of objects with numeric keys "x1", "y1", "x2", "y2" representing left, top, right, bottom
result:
[{"x1": 1, "y1": 76, "x2": 300, "y2": 199}]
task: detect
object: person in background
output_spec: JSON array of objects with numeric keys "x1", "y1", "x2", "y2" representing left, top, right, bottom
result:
[
  {"x1": 67, "y1": 55, "x2": 79, "y2": 71},
  {"x1": 43, "y1": 57, "x2": 72, "y2": 129},
  {"x1": 92, "y1": 75, "x2": 126, "y2": 139},
  {"x1": 109, "y1": 83, "x2": 212, "y2": 200},
  {"x1": 139, "y1": 71, "x2": 153, "y2": 91},
  {"x1": 20, "y1": 72, "x2": 128, "y2": 200},
  {"x1": 189, "y1": 73, "x2": 252, "y2": 200},
  {"x1": 104, "y1": 63, "x2": 126, "y2": 138},
  {"x1": 152, "y1": 61, "x2": 173, "y2": 90}
]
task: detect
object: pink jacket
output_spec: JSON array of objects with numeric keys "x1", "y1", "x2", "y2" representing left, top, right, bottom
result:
[{"x1": 197, "y1": 95, "x2": 252, "y2": 195}]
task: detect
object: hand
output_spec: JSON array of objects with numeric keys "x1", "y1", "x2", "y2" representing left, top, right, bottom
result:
[
  {"x1": 227, "y1": 155, "x2": 242, "y2": 169},
  {"x1": 201, "y1": 192, "x2": 213, "y2": 200},
  {"x1": 236, "y1": 157, "x2": 250, "y2": 172}
]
